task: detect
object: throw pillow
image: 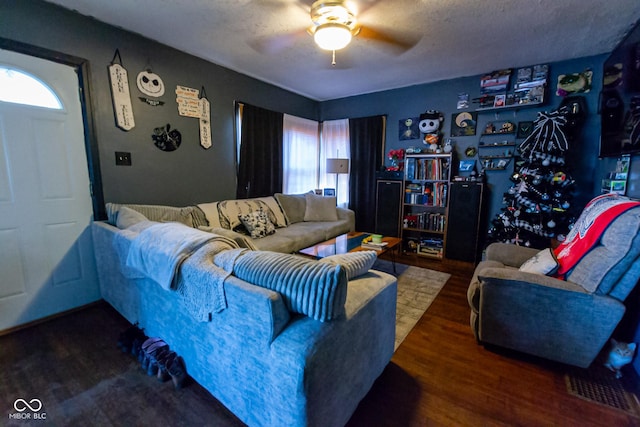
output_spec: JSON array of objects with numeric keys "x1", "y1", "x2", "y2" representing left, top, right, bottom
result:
[
  {"x1": 519, "y1": 248, "x2": 560, "y2": 275},
  {"x1": 239, "y1": 210, "x2": 276, "y2": 239},
  {"x1": 319, "y1": 251, "x2": 377, "y2": 280},
  {"x1": 303, "y1": 193, "x2": 338, "y2": 222},
  {"x1": 116, "y1": 206, "x2": 149, "y2": 229},
  {"x1": 106, "y1": 203, "x2": 194, "y2": 228},
  {"x1": 223, "y1": 250, "x2": 348, "y2": 321},
  {"x1": 275, "y1": 192, "x2": 311, "y2": 224}
]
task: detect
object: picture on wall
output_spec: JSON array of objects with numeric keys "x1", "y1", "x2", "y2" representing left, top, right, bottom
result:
[
  {"x1": 517, "y1": 121, "x2": 534, "y2": 139},
  {"x1": 450, "y1": 111, "x2": 478, "y2": 137},
  {"x1": 399, "y1": 117, "x2": 420, "y2": 140},
  {"x1": 459, "y1": 160, "x2": 476, "y2": 172}
]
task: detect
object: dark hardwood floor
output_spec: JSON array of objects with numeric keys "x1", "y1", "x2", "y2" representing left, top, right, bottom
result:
[{"x1": 1, "y1": 253, "x2": 638, "y2": 426}]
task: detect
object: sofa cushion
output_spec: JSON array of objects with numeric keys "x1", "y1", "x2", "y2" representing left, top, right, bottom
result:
[
  {"x1": 198, "y1": 226, "x2": 258, "y2": 250},
  {"x1": 319, "y1": 251, "x2": 377, "y2": 279},
  {"x1": 197, "y1": 202, "x2": 224, "y2": 228},
  {"x1": 275, "y1": 192, "x2": 310, "y2": 224},
  {"x1": 116, "y1": 206, "x2": 149, "y2": 229},
  {"x1": 519, "y1": 248, "x2": 559, "y2": 276},
  {"x1": 304, "y1": 193, "x2": 338, "y2": 222},
  {"x1": 217, "y1": 197, "x2": 288, "y2": 230},
  {"x1": 554, "y1": 194, "x2": 640, "y2": 278},
  {"x1": 220, "y1": 250, "x2": 348, "y2": 321},
  {"x1": 106, "y1": 203, "x2": 195, "y2": 228},
  {"x1": 239, "y1": 210, "x2": 276, "y2": 239},
  {"x1": 565, "y1": 207, "x2": 640, "y2": 294}
]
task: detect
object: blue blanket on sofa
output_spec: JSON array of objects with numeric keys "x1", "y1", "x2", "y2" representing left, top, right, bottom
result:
[{"x1": 125, "y1": 222, "x2": 240, "y2": 320}]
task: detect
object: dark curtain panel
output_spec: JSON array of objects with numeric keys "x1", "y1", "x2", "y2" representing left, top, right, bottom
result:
[
  {"x1": 236, "y1": 103, "x2": 284, "y2": 199},
  {"x1": 348, "y1": 115, "x2": 386, "y2": 231}
]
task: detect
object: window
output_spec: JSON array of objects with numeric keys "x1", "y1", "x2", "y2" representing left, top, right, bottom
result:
[
  {"x1": 236, "y1": 106, "x2": 350, "y2": 205},
  {"x1": 283, "y1": 116, "x2": 350, "y2": 206},
  {"x1": 283, "y1": 114, "x2": 319, "y2": 194},
  {"x1": 0, "y1": 66, "x2": 63, "y2": 109},
  {"x1": 320, "y1": 119, "x2": 350, "y2": 207}
]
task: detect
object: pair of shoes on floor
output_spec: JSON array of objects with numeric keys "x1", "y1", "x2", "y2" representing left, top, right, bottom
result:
[
  {"x1": 156, "y1": 350, "x2": 188, "y2": 389},
  {"x1": 140, "y1": 337, "x2": 188, "y2": 389},
  {"x1": 140, "y1": 337, "x2": 169, "y2": 376},
  {"x1": 117, "y1": 323, "x2": 147, "y2": 357}
]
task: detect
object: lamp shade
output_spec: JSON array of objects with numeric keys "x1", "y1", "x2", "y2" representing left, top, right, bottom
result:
[
  {"x1": 326, "y1": 158, "x2": 350, "y2": 174},
  {"x1": 314, "y1": 23, "x2": 352, "y2": 51}
]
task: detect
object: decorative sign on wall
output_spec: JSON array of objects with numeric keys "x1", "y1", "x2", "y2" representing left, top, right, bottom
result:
[
  {"x1": 199, "y1": 87, "x2": 211, "y2": 149},
  {"x1": 108, "y1": 49, "x2": 135, "y2": 131},
  {"x1": 175, "y1": 85, "x2": 200, "y2": 118}
]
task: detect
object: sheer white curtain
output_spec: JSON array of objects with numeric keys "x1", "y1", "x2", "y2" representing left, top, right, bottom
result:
[
  {"x1": 321, "y1": 119, "x2": 350, "y2": 207},
  {"x1": 282, "y1": 114, "x2": 319, "y2": 194}
]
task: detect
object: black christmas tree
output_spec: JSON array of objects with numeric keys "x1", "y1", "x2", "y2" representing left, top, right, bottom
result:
[{"x1": 487, "y1": 105, "x2": 580, "y2": 248}]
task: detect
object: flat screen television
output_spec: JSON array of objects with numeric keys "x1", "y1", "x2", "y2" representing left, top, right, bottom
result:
[{"x1": 599, "y1": 20, "x2": 640, "y2": 157}]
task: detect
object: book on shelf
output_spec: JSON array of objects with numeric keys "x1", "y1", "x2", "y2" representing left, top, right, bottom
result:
[{"x1": 405, "y1": 156, "x2": 450, "y2": 181}]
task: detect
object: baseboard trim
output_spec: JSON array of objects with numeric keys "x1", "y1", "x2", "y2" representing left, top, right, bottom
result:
[{"x1": 0, "y1": 299, "x2": 105, "y2": 336}]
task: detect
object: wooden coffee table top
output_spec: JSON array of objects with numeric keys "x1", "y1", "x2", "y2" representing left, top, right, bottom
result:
[{"x1": 298, "y1": 231, "x2": 402, "y2": 259}]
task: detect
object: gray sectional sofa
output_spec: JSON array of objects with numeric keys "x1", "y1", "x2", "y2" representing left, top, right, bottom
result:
[
  {"x1": 106, "y1": 192, "x2": 355, "y2": 254},
  {"x1": 94, "y1": 194, "x2": 396, "y2": 426}
]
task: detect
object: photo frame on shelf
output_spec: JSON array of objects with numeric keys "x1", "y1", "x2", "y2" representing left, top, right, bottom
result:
[{"x1": 323, "y1": 188, "x2": 335, "y2": 197}]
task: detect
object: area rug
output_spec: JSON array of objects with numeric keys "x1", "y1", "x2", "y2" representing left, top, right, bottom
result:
[
  {"x1": 372, "y1": 259, "x2": 451, "y2": 351},
  {"x1": 565, "y1": 365, "x2": 640, "y2": 417}
]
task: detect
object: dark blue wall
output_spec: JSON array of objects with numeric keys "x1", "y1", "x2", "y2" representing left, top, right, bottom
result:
[
  {"x1": 1, "y1": 0, "x2": 628, "y2": 234},
  {"x1": 320, "y1": 55, "x2": 614, "y2": 233}
]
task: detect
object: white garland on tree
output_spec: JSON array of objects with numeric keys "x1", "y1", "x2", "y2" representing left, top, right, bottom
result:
[{"x1": 519, "y1": 107, "x2": 569, "y2": 158}]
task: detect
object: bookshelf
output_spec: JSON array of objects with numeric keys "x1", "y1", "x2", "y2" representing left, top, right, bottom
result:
[{"x1": 401, "y1": 153, "x2": 453, "y2": 259}]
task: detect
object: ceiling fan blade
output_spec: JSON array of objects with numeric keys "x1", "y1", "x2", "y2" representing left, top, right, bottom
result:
[
  {"x1": 356, "y1": 25, "x2": 421, "y2": 53},
  {"x1": 249, "y1": 28, "x2": 308, "y2": 54}
]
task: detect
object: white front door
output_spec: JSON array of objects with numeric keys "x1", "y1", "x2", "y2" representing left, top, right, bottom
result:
[{"x1": 0, "y1": 49, "x2": 99, "y2": 331}]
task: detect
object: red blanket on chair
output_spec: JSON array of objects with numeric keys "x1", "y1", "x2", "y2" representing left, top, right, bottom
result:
[{"x1": 554, "y1": 194, "x2": 640, "y2": 277}]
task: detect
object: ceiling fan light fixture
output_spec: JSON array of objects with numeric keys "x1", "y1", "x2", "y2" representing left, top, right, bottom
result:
[{"x1": 314, "y1": 23, "x2": 352, "y2": 51}]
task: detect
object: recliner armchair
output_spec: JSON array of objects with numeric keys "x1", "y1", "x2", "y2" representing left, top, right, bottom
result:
[{"x1": 468, "y1": 201, "x2": 640, "y2": 368}]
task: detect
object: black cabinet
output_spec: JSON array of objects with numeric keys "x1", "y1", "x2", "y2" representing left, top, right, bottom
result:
[
  {"x1": 375, "y1": 179, "x2": 402, "y2": 237},
  {"x1": 445, "y1": 182, "x2": 485, "y2": 263}
]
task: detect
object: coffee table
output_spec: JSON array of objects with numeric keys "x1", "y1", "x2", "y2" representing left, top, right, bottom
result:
[{"x1": 298, "y1": 232, "x2": 402, "y2": 272}]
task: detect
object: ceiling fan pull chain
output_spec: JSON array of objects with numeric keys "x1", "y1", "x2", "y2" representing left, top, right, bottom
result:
[{"x1": 332, "y1": 50, "x2": 336, "y2": 66}]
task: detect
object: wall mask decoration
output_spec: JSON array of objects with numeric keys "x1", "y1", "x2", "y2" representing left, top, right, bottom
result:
[
  {"x1": 108, "y1": 49, "x2": 135, "y2": 131},
  {"x1": 152, "y1": 123, "x2": 182, "y2": 152},
  {"x1": 137, "y1": 69, "x2": 165, "y2": 97}
]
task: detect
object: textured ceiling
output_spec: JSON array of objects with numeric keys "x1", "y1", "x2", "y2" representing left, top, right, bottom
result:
[{"x1": 46, "y1": 0, "x2": 640, "y2": 101}]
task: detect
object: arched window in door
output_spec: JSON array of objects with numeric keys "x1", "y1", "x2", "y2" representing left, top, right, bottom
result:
[{"x1": 0, "y1": 66, "x2": 63, "y2": 109}]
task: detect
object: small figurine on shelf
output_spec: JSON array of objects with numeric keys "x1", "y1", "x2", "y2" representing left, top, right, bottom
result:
[
  {"x1": 484, "y1": 122, "x2": 496, "y2": 134},
  {"x1": 419, "y1": 110, "x2": 444, "y2": 152},
  {"x1": 443, "y1": 138, "x2": 454, "y2": 153},
  {"x1": 500, "y1": 122, "x2": 516, "y2": 133}
]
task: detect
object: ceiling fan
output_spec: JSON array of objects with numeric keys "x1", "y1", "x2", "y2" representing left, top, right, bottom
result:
[{"x1": 251, "y1": 0, "x2": 420, "y2": 66}]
